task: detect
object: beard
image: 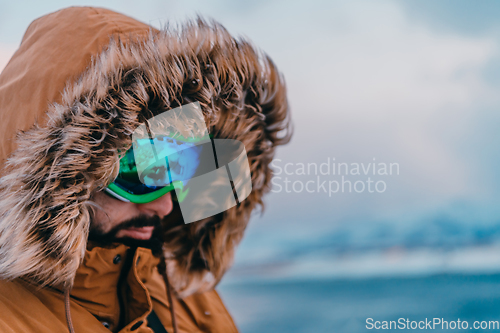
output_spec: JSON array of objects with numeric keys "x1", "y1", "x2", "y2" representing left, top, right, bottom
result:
[{"x1": 88, "y1": 214, "x2": 164, "y2": 255}]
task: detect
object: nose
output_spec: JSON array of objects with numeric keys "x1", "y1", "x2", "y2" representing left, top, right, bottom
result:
[{"x1": 135, "y1": 191, "x2": 174, "y2": 219}]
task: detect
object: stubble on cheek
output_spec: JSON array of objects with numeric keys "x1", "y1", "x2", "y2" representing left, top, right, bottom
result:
[
  {"x1": 89, "y1": 207, "x2": 116, "y2": 236},
  {"x1": 88, "y1": 191, "x2": 123, "y2": 236}
]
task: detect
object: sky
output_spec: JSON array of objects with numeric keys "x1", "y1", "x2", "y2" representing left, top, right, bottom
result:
[{"x1": 2, "y1": 0, "x2": 500, "y2": 272}]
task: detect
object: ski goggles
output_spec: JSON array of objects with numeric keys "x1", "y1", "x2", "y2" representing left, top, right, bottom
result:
[
  {"x1": 105, "y1": 134, "x2": 210, "y2": 204},
  {"x1": 105, "y1": 102, "x2": 253, "y2": 224}
]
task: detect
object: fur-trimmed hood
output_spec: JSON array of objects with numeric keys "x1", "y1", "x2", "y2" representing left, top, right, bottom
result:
[{"x1": 0, "y1": 7, "x2": 291, "y2": 296}]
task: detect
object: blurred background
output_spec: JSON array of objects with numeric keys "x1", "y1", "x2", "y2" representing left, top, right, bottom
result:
[{"x1": 3, "y1": 0, "x2": 500, "y2": 332}]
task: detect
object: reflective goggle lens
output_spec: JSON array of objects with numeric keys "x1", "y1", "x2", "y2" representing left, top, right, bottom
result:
[{"x1": 107, "y1": 135, "x2": 208, "y2": 203}]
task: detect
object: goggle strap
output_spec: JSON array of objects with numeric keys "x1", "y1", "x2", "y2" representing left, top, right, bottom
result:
[
  {"x1": 104, "y1": 188, "x2": 131, "y2": 202},
  {"x1": 107, "y1": 182, "x2": 182, "y2": 204}
]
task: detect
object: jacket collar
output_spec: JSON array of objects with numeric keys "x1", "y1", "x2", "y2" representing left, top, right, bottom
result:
[{"x1": 70, "y1": 243, "x2": 160, "y2": 332}]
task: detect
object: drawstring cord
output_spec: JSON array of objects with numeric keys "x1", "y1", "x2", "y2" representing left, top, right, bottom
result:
[
  {"x1": 158, "y1": 253, "x2": 179, "y2": 333},
  {"x1": 165, "y1": 269, "x2": 179, "y2": 333},
  {"x1": 64, "y1": 288, "x2": 76, "y2": 333}
]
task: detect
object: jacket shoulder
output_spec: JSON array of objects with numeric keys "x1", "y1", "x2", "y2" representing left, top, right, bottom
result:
[
  {"x1": 0, "y1": 279, "x2": 67, "y2": 332},
  {"x1": 0, "y1": 279, "x2": 109, "y2": 333},
  {"x1": 183, "y1": 288, "x2": 240, "y2": 333},
  {"x1": 146, "y1": 268, "x2": 239, "y2": 333}
]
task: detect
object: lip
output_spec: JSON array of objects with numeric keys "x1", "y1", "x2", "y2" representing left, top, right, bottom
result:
[{"x1": 116, "y1": 226, "x2": 155, "y2": 240}]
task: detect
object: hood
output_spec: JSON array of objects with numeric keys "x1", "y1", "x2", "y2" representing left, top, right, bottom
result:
[{"x1": 0, "y1": 7, "x2": 291, "y2": 296}]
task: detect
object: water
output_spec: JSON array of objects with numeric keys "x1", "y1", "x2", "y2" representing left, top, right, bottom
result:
[{"x1": 218, "y1": 274, "x2": 500, "y2": 332}]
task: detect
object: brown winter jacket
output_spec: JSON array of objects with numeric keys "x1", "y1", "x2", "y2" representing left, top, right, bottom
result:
[
  {"x1": 0, "y1": 244, "x2": 238, "y2": 332},
  {"x1": 0, "y1": 5, "x2": 290, "y2": 333}
]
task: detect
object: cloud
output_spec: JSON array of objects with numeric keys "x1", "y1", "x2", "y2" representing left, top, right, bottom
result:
[{"x1": 236, "y1": 0, "x2": 500, "y2": 215}]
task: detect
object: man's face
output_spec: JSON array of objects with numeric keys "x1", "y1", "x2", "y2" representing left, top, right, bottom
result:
[{"x1": 89, "y1": 191, "x2": 174, "y2": 247}]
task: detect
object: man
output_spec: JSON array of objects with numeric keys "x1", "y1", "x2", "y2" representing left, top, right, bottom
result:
[{"x1": 0, "y1": 6, "x2": 291, "y2": 333}]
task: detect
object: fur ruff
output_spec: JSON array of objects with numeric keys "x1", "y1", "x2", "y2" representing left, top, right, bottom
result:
[{"x1": 0, "y1": 18, "x2": 291, "y2": 296}]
